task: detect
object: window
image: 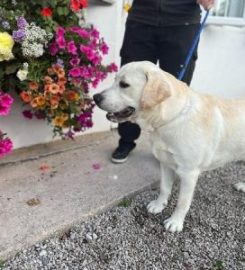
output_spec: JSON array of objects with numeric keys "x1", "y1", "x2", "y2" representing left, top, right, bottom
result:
[
  {"x1": 211, "y1": 0, "x2": 245, "y2": 18},
  {"x1": 207, "y1": 0, "x2": 245, "y2": 26}
]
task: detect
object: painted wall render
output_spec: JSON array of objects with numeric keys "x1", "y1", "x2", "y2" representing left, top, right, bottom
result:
[{"x1": 1, "y1": 2, "x2": 244, "y2": 149}]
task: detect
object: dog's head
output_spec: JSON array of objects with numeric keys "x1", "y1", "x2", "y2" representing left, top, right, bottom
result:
[{"x1": 93, "y1": 61, "x2": 172, "y2": 123}]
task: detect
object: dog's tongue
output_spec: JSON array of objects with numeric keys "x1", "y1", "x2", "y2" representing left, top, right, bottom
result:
[
  {"x1": 106, "y1": 112, "x2": 118, "y2": 123},
  {"x1": 106, "y1": 107, "x2": 135, "y2": 123}
]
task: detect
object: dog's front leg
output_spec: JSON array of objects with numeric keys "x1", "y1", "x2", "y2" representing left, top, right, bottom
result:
[
  {"x1": 147, "y1": 163, "x2": 175, "y2": 214},
  {"x1": 164, "y1": 169, "x2": 200, "y2": 232}
]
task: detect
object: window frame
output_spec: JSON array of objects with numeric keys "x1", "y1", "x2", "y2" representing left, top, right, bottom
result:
[
  {"x1": 207, "y1": 16, "x2": 245, "y2": 26},
  {"x1": 207, "y1": 0, "x2": 245, "y2": 26}
]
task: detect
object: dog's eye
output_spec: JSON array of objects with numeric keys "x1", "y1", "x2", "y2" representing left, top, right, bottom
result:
[{"x1": 119, "y1": 81, "x2": 130, "y2": 88}]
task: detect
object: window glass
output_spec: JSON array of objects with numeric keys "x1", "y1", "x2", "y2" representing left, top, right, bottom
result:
[{"x1": 211, "y1": 0, "x2": 245, "y2": 18}]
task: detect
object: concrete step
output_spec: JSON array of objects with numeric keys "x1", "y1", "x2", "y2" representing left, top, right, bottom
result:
[{"x1": 0, "y1": 131, "x2": 159, "y2": 260}]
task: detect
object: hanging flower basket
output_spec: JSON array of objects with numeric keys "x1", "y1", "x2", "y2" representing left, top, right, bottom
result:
[{"x1": 0, "y1": 0, "x2": 117, "y2": 138}]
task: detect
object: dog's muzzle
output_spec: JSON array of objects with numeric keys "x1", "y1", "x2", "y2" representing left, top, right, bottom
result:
[
  {"x1": 106, "y1": 106, "x2": 135, "y2": 123},
  {"x1": 93, "y1": 94, "x2": 135, "y2": 123}
]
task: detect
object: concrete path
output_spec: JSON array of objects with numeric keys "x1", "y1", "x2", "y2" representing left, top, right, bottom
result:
[{"x1": 0, "y1": 131, "x2": 159, "y2": 260}]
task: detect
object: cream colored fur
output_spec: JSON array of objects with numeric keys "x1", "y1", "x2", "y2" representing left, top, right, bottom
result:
[{"x1": 98, "y1": 61, "x2": 245, "y2": 232}]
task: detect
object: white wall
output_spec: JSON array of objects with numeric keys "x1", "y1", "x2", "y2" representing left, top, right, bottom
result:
[
  {"x1": 1, "y1": 3, "x2": 245, "y2": 149},
  {"x1": 191, "y1": 23, "x2": 245, "y2": 98}
]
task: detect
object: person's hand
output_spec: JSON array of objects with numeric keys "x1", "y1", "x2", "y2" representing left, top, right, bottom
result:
[{"x1": 197, "y1": 0, "x2": 215, "y2": 10}]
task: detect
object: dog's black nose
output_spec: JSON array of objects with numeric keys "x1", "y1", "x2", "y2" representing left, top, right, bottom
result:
[{"x1": 93, "y1": 94, "x2": 103, "y2": 105}]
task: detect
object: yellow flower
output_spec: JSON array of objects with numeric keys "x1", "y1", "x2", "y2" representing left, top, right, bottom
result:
[
  {"x1": 0, "y1": 32, "x2": 14, "y2": 62},
  {"x1": 52, "y1": 114, "x2": 69, "y2": 127},
  {"x1": 123, "y1": 2, "x2": 131, "y2": 12},
  {"x1": 36, "y1": 95, "x2": 46, "y2": 107}
]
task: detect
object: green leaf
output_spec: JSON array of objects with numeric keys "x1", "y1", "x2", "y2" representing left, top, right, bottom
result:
[
  {"x1": 118, "y1": 198, "x2": 132, "y2": 208},
  {"x1": 212, "y1": 260, "x2": 224, "y2": 270},
  {"x1": 62, "y1": 7, "x2": 69, "y2": 16},
  {"x1": 0, "y1": 259, "x2": 5, "y2": 269},
  {"x1": 5, "y1": 62, "x2": 21, "y2": 75},
  {"x1": 0, "y1": 66, "x2": 4, "y2": 80},
  {"x1": 57, "y1": 6, "x2": 64, "y2": 16}
]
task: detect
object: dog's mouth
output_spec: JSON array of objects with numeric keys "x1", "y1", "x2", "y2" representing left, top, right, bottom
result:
[{"x1": 106, "y1": 106, "x2": 136, "y2": 123}]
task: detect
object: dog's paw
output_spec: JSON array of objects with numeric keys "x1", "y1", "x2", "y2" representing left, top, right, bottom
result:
[
  {"x1": 234, "y1": 182, "x2": 245, "y2": 192},
  {"x1": 164, "y1": 216, "x2": 184, "y2": 232},
  {"x1": 147, "y1": 200, "x2": 166, "y2": 214}
]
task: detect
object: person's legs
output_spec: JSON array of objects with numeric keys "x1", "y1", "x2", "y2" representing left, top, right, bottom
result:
[
  {"x1": 157, "y1": 24, "x2": 200, "y2": 85},
  {"x1": 112, "y1": 20, "x2": 158, "y2": 163}
]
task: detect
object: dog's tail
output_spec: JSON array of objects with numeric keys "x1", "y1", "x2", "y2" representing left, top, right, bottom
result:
[{"x1": 234, "y1": 182, "x2": 245, "y2": 192}]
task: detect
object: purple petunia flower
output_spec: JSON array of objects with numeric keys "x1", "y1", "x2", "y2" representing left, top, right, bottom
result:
[
  {"x1": 56, "y1": 58, "x2": 64, "y2": 68},
  {"x1": 12, "y1": 29, "x2": 26, "y2": 42},
  {"x1": 65, "y1": 130, "x2": 75, "y2": 139},
  {"x1": 17, "y1": 16, "x2": 27, "y2": 29},
  {"x1": 2, "y1": 21, "x2": 10, "y2": 29},
  {"x1": 76, "y1": 112, "x2": 93, "y2": 129},
  {"x1": 22, "y1": 110, "x2": 33, "y2": 119},
  {"x1": 34, "y1": 111, "x2": 46, "y2": 120}
]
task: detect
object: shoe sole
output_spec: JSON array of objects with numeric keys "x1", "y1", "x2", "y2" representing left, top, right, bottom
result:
[{"x1": 111, "y1": 156, "x2": 128, "y2": 164}]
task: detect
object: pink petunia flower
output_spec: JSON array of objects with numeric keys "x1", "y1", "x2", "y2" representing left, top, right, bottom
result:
[
  {"x1": 56, "y1": 36, "x2": 66, "y2": 49},
  {"x1": 56, "y1": 26, "x2": 65, "y2": 37},
  {"x1": 100, "y1": 41, "x2": 109, "y2": 55},
  {"x1": 0, "y1": 106, "x2": 10, "y2": 116},
  {"x1": 92, "y1": 163, "x2": 101, "y2": 170},
  {"x1": 67, "y1": 41, "x2": 77, "y2": 55},
  {"x1": 69, "y1": 67, "x2": 81, "y2": 77},
  {"x1": 80, "y1": 45, "x2": 97, "y2": 62},
  {"x1": 79, "y1": 66, "x2": 92, "y2": 79},
  {"x1": 0, "y1": 137, "x2": 13, "y2": 158},
  {"x1": 92, "y1": 79, "x2": 100, "y2": 88},
  {"x1": 90, "y1": 28, "x2": 100, "y2": 39},
  {"x1": 91, "y1": 54, "x2": 102, "y2": 65},
  {"x1": 70, "y1": 57, "x2": 80, "y2": 67},
  {"x1": 0, "y1": 93, "x2": 13, "y2": 106},
  {"x1": 49, "y1": 42, "x2": 59, "y2": 56},
  {"x1": 70, "y1": 26, "x2": 80, "y2": 33},
  {"x1": 107, "y1": 63, "x2": 118, "y2": 73},
  {"x1": 78, "y1": 29, "x2": 89, "y2": 39},
  {"x1": 0, "y1": 92, "x2": 14, "y2": 116}
]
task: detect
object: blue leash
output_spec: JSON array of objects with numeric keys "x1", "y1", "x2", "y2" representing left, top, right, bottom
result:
[{"x1": 178, "y1": 11, "x2": 209, "y2": 81}]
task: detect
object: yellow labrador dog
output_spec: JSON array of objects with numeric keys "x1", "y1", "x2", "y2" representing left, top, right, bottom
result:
[{"x1": 93, "y1": 61, "x2": 245, "y2": 232}]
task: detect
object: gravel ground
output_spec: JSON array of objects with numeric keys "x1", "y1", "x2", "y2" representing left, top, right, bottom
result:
[{"x1": 2, "y1": 162, "x2": 245, "y2": 270}]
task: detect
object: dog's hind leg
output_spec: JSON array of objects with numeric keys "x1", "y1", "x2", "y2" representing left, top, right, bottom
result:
[
  {"x1": 234, "y1": 182, "x2": 245, "y2": 192},
  {"x1": 147, "y1": 164, "x2": 175, "y2": 214}
]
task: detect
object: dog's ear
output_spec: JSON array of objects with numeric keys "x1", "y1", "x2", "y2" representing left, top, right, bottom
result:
[{"x1": 141, "y1": 70, "x2": 171, "y2": 110}]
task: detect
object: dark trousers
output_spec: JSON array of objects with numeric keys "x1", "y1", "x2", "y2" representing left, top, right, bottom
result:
[{"x1": 118, "y1": 20, "x2": 200, "y2": 149}]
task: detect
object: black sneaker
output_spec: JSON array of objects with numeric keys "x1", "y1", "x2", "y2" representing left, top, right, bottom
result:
[{"x1": 111, "y1": 145, "x2": 135, "y2": 164}]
